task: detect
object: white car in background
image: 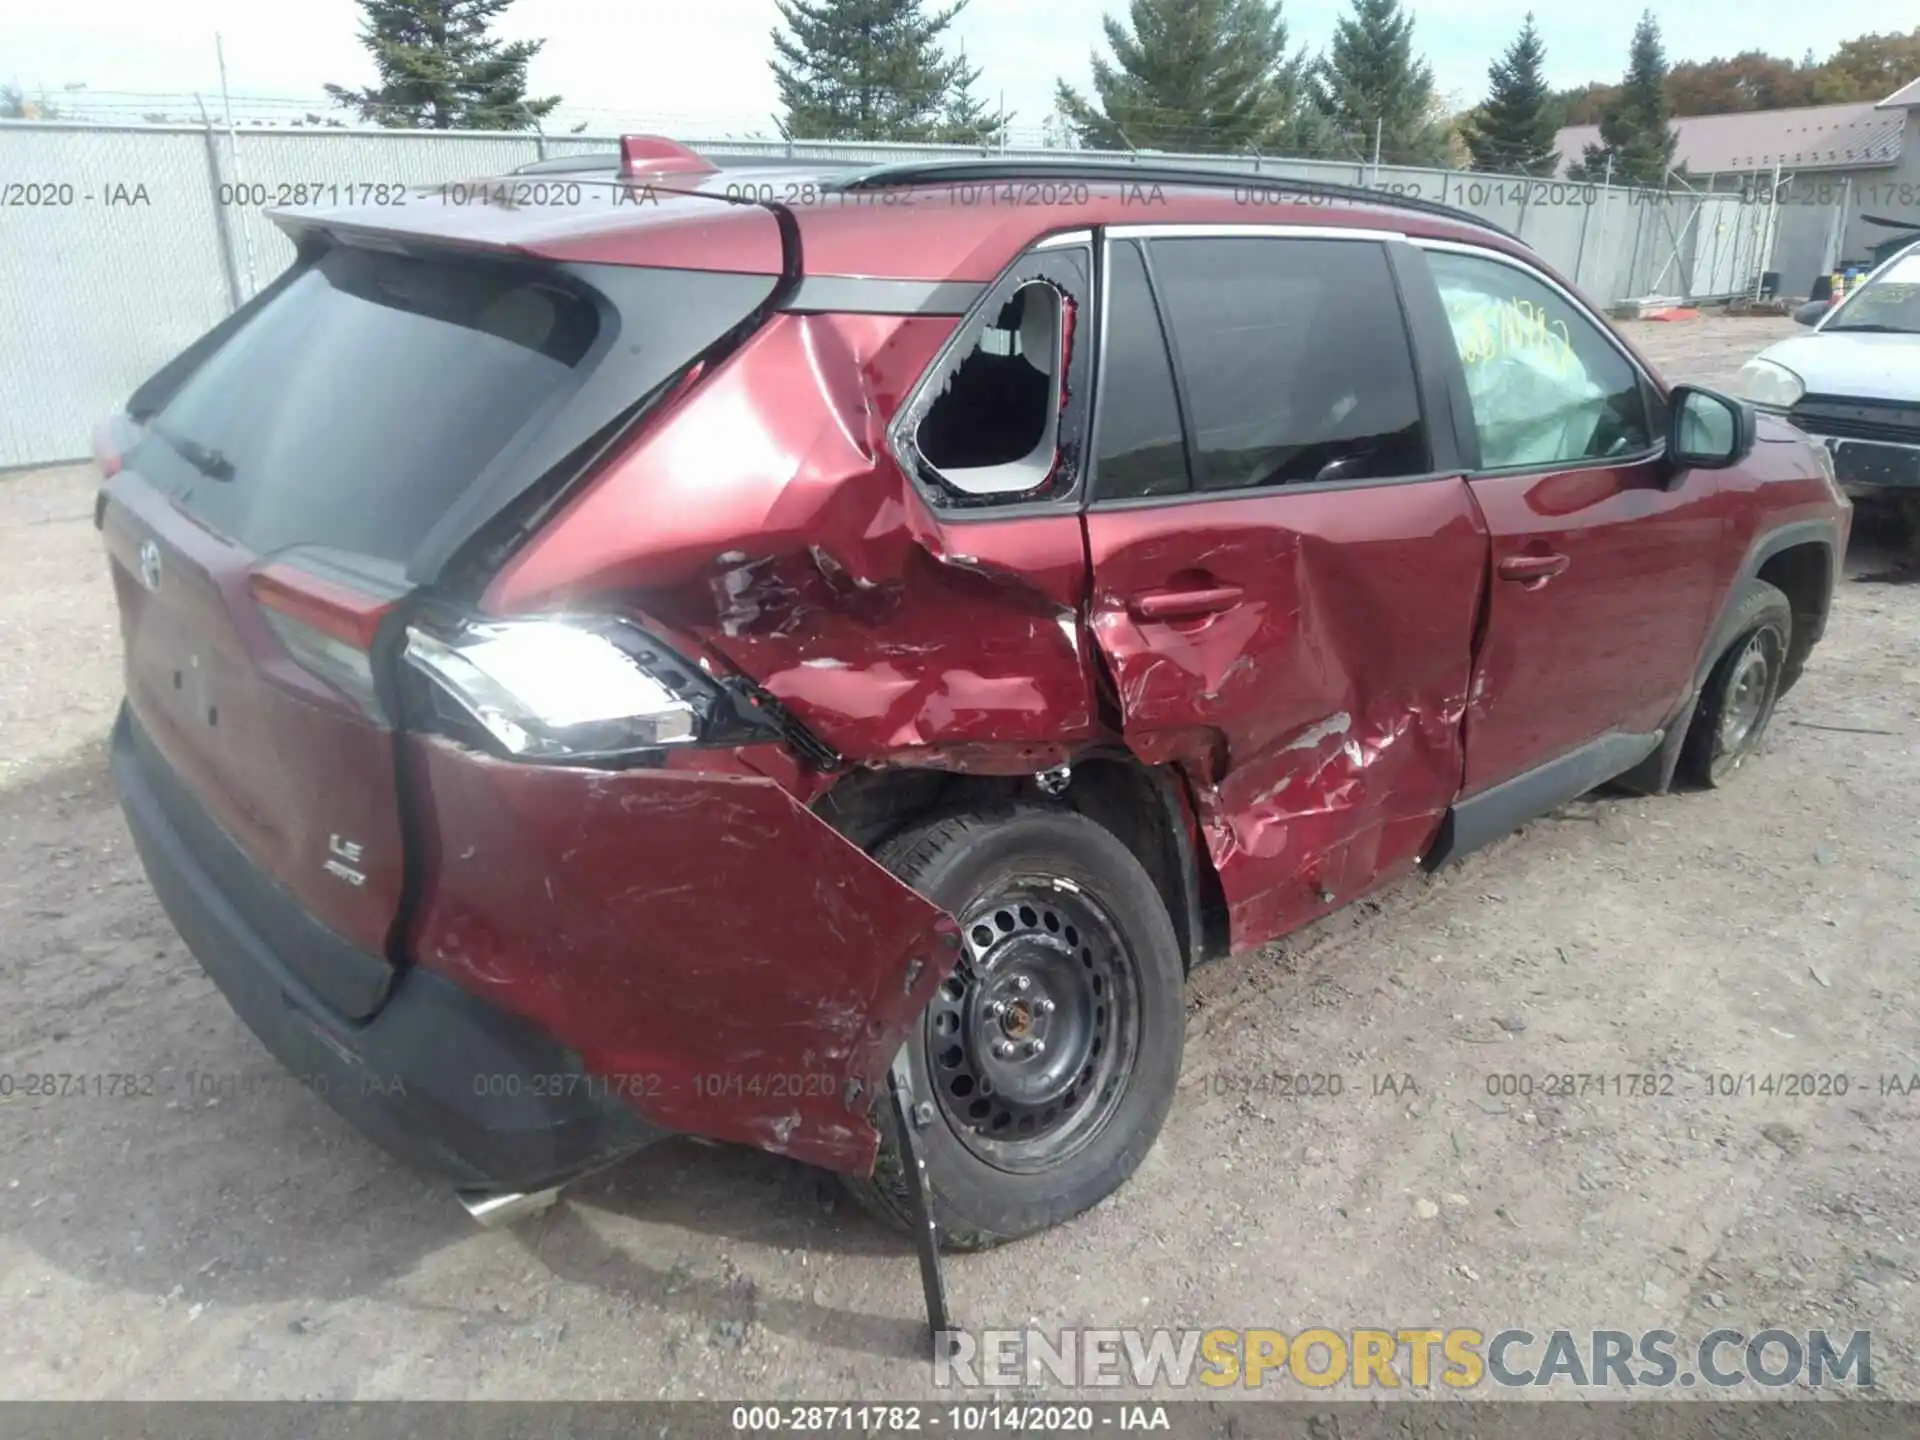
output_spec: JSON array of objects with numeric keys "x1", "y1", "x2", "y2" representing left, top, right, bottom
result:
[{"x1": 1730, "y1": 241, "x2": 1920, "y2": 541}]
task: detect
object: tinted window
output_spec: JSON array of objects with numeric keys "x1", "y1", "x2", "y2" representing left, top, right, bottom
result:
[
  {"x1": 1147, "y1": 237, "x2": 1429, "y2": 491},
  {"x1": 1426, "y1": 249, "x2": 1652, "y2": 470},
  {"x1": 135, "y1": 247, "x2": 598, "y2": 563},
  {"x1": 1094, "y1": 240, "x2": 1189, "y2": 499}
]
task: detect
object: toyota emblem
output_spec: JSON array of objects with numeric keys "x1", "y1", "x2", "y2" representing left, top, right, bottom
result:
[{"x1": 138, "y1": 539, "x2": 163, "y2": 593}]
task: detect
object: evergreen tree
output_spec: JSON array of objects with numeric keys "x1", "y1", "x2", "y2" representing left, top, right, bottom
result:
[
  {"x1": 1, "y1": 84, "x2": 62, "y2": 119},
  {"x1": 1568, "y1": 11, "x2": 1679, "y2": 187},
  {"x1": 1053, "y1": 0, "x2": 1327, "y2": 155},
  {"x1": 1461, "y1": 14, "x2": 1559, "y2": 175},
  {"x1": 326, "y1": 0, "x2": 559, "y2": 130},
  {"x1": 935, "y1": 46, "x2": 1010, "y2": 146},
  {"x1": 771, "y1": 0, "x2": 968, "y2": 142},
  {"x1": 1310, "y1": 0, "x2": 1448, "y2": 166}
]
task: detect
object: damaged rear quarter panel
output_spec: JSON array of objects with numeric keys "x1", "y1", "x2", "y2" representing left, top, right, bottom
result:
[
  {"x1": 488, "y1": 311, "x2": 1098, "y2": 767},
  {"x1": 405, "y1": 734, "x2": 959, "y2": 1172}
]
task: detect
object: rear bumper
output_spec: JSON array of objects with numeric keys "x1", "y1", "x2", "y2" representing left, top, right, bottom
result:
[{"x1": 112, "y1": 703, "x2": 666, "y2": 1192}]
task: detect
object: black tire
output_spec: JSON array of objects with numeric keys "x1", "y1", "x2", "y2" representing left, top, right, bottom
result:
[
  {"x1": 1679, "y1": 579, "x2": 1792, "y2": 788},
  {"x1": 843, "y1": 805, "x2": 1184, "y2": 1249}
]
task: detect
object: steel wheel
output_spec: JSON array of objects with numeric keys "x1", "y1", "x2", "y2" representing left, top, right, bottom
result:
[
  {"x1": 925, "y1": 879, "x2": 1141, "y2": 1174},
  {"x1": 1682, "y1": 579, "x2": 1793, "y2": 790},
  {"x1": 1708, "y1": 624, "x2": 1784, "y2": 782},
  {"x1": 1716, "y1": 635, "x2": 1771, "y2": 753},
  {"x1": 841, "y1": 805, "x2": 1185, "y2": 1248}
]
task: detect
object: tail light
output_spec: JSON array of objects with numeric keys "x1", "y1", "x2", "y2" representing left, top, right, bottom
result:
[
  {"x1": 91, "y1": 414, "x2": 143, "y2": 480},
  {"x1": 402, "y1": 613, "x2": 782, "y2": 763},
  {"x1": 249, "y1": 567, "x2": 393, "y2": 721},
  {"x1": 91, "y1": 414, "x2": 144, "y2": 528}
]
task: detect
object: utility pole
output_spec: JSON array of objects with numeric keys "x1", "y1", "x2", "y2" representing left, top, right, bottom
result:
[{"x1": 1370, "y1": 117, "x2": 1383, "y2": 187}]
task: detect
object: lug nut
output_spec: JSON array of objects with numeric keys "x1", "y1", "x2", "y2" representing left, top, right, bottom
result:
[
  {"x1": 1030, "y1": 1040, "x2": 1047, "y2": 1056},
  {"x1": 1036, "y1": 997, "x2": 1055, "y2": 1015},
  {"x1": 987, "y1": 1000, "x2": 1006, "y2": 1017},
  {"x1": 1014, "y1": 975, "x2": 1031, "y2": 992},
  {"x1": 993, "y1": 1040, "x2": 1014, "y2": 1058}
]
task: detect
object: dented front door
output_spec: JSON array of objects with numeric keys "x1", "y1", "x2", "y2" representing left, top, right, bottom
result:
[
  {"x1": 1086, "y1": 487, "x2": 1487, "y2": 947},
  {"x1": 1083, "y1": 231, "x2": 1489, "y2": 950}
]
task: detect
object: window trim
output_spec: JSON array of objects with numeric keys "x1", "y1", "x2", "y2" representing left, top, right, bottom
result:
[
  {"x1": 1106, "y1": 222, "x2": 1409, "y2": 243},
  {"x1": 1132, "y1": 239, "x2": 1202, "y2": 497},
  {"x1": 886, "y1": 237, "x2": 1094, "y2": 520},
  {"x1": 1408, "y1": 238, "x2": 1668, "y2": 479},
  {"x1": 1089, "y1": 227, "x2": 1441, "y2": 505}
]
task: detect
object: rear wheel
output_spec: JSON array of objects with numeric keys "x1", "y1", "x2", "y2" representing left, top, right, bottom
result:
[
  {"x1": 843, "y1": 806, "x2": 1184, "y2": 1249},
  {"x1": 1680, "y1": 580, "x2": 1792, "y2": 788}
]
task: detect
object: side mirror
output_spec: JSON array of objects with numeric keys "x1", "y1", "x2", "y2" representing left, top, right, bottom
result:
[
  {"x1": 1668, "y1": 385, "x2": 1757, "y2": 473},
  {"x1": 1792, "y1": 299, "x2": 1828, "y2": 327}
]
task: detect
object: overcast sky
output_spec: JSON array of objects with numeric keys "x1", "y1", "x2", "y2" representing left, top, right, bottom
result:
[{"x1": 10, "y1": 0, "x2": 1919, "y2": 137}]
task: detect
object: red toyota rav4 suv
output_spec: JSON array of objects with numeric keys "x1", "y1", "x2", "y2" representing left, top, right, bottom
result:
[{"x1": 97, "y1": 140, "x2": 1848, "y2": 1257}]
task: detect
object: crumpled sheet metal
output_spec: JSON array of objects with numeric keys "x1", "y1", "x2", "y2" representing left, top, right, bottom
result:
[
  {"x1": 405, "y1": 735, "x2": 960, "y2": 1173},
  {"x1": 492, "y1": 311, "x2": 1098, "y2": 767},
  {"x1": 1086, "y1": 482, "x2": 1485, "y2": 951}
]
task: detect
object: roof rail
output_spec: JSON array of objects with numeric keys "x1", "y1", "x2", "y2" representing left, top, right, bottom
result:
[
  {"x1": 834, "y1": 158, "x2": 1521, "y2": 243},
  {"x1": 511, "y1": 149, "x2": 853, "y2": 177},
  {"x1": 513, "y1": 152, "x2": 621, "y2": 175}
]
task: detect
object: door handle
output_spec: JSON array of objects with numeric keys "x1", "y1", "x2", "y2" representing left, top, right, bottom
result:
[
  {"x1": 1127, "y1": 584, "x2": 1244, "y2": 621},
  {"x1": 1497, "y1": 553, "x2": 1570, "y2": 585}
]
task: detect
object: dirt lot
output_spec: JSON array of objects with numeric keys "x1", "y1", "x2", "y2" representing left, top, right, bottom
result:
[{"x1": 3, "y1": 318, "x2": 1917, "y2": 1401}]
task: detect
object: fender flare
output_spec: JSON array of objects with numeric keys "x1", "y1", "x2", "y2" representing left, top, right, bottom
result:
[
  {"x1": 1616, "y1": 516, "x2": 1841, "y2": 796},
  {"x1": 1691, "y1": 517, "x2": 1841, "y2": 693}
]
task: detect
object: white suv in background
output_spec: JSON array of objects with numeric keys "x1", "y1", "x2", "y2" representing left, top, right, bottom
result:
[{"x1": 1733, "y1": 241, "x2": 1920, "y2": 542}]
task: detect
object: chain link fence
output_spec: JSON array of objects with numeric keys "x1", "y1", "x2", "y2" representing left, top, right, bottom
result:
[{"x1": 0, "y1": 120, "x2": 1824, "y2": 469}]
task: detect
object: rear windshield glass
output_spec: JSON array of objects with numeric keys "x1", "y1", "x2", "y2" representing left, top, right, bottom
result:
[{"x1": 134, "y1": 246, "x2": 598, "y2": 563}]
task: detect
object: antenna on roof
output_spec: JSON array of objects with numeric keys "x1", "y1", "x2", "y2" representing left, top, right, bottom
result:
[{"x1": 618, "y1": 134, "x2": 718, "y2": 180}]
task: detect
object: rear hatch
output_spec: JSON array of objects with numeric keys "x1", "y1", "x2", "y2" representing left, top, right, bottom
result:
[{"x1": 103, "y1": 211, "x2": 781, "y2": 1017}]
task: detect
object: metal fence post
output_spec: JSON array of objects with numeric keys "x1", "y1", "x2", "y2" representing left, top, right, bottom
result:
[
  {"x1": 197, "y1": 120, "x2": 244, "y2": 313},
  {"x1": 1572, "y1": 187, "x2": 1594, "y2": 289},
  {"x1": 1626, "y1": 201, "x2": 1648, "y2": 299}
]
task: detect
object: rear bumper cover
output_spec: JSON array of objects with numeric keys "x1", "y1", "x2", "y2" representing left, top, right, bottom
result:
[{"x1": 113, "y1": 704, "x2": 665, "y2": 1192}]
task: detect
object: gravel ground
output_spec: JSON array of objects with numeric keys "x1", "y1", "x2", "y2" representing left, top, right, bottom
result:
[{"x1": 2, "y1": 317, "x2": 1917, "y2": 1401}]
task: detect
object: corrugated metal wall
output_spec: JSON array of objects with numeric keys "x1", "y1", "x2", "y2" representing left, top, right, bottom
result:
[{"x1": 0, "y1": 120, "x2": 1814, "y2": 469}]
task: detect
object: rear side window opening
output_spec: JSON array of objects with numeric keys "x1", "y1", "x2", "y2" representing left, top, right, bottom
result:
[
  {"x1": 916, "y1": 282, "x2": 1062, "y2": 494},
  {"x1": 897, "y1": 244, "x2": 1092, "y2": 508},
  {"x1": 132, "y1": 245, "x2": 600, "y2": 566}
]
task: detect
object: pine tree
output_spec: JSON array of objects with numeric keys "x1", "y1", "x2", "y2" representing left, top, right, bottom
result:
[
  {"x1": 1053, "y1": 0, "x2": 1327, "y2": 155},
  {"x1": 771, "y1": 0, "x2": 969, "y2": 142},
  {"x1": 325, "y1": 0, "x2": 559, "y2": 130},
  {"x1": 1461, "y1": 14, "x2": 1559, "y2": 175},
  {"x1": 1310, "y1": 0, "x2": 1448, "y2": 166},
  {"x1": 935, "y1": 47, "x2": 1010, "y2": 146},
  {"x1": 1568, "y1": 11, "x2": 1679, "y2": 187}
]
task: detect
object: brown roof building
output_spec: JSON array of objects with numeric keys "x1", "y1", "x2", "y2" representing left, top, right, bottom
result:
[{"x1": 1555, "y1": 81, "x2": 1920, "y2": 292}]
